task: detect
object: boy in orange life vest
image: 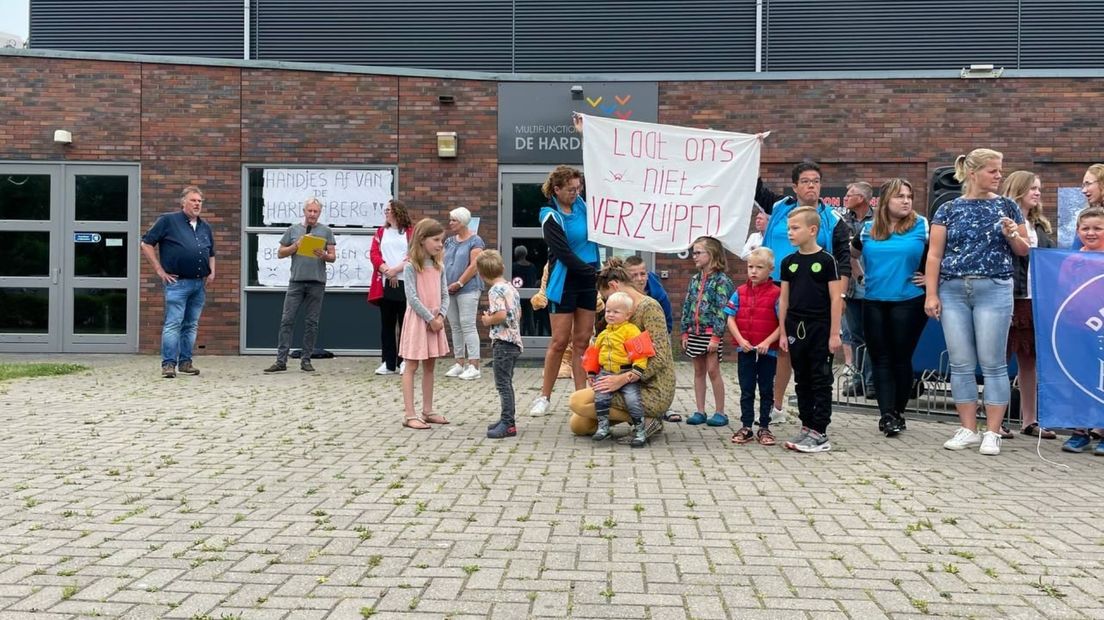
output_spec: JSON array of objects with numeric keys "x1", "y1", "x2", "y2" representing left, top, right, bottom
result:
[{"x1": 724, "y1": 247, "x2": 782, "y2": 446}]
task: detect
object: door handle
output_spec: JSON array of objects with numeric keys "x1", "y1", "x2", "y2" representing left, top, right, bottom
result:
[{"x1": 52, "y1": 267, "x2": 60, "y2": 285}]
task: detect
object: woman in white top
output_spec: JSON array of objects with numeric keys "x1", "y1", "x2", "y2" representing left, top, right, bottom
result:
[
  {"x1": 739, "y1": 205, "x2": 767, "y2": 260},
  {"x1": 370, "y1": 199, "x2": 414, "y2": 375}
]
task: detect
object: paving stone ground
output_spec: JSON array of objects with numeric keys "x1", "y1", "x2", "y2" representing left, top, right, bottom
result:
[{"x1": 0, "y1": 354, "x2": 1101, "y2": 620}]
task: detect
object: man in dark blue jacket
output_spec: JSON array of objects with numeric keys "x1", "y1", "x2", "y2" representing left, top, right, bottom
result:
[{"x1": 141, "y1": 186, "x2": 216, "y2": 379}]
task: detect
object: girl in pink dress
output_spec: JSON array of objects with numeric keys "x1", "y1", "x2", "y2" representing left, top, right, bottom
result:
[{"x1": 400, "y1": 218, "x2": 451, "y2": 429}]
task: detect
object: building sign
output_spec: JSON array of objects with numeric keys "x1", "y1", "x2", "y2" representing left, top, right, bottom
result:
[
  {"x1": 260, "y1": 168, "x2": 393, "y2": 227},
  {"x1": 498, "y1": 82, "x2": 658, "y2": 164}
]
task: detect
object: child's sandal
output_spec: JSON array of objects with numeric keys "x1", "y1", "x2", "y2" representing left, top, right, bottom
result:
[
  {"x1": 402, "y1": 416, "x2": 430, "y2": 430},
  {"x1": 757, "y1": 428, "x2": 776, "y2": 446},
  {"x1": 422, "y1": 413, "x2": 450, "y2": 425},
  {"x1": 731, "y1": 427, "x2": 755, "y2": 444}
]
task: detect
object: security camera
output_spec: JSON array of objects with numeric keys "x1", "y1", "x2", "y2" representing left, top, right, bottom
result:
[{"x1": 53, "y1": 130, "x2": 72, "y2": 144}]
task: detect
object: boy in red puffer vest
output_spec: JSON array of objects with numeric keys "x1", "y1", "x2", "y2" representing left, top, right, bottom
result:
[{"x1": 724, "y1": 247, "x2": 782, "y2": 446}]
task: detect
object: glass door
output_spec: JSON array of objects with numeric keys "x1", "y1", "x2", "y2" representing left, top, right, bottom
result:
[
  {"x1": 0, "y1": 166, "x2": 61, "y2": 351},
  {"x1": 63, "y1": 165, "x2": 140, "y2": 351},
  {"x1": 0, "y1": 163, "x2": 139, "y2": 353}
]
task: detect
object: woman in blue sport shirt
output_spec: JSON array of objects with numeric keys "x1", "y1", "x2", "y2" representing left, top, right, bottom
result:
[
  {"x1": 852, "y1": 178, "x2": 929, "y2": 438},
  {"x1": 528, "y1": 164, "x2": 601, "y2": 416},
  {"x1": 924, "y1": 149, "x2": 1030, "y2": 457}
]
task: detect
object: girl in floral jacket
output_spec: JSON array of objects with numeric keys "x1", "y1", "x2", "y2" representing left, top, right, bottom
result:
[{"x1": 680, "y1": 236, "x2": 736, "y2": 426}]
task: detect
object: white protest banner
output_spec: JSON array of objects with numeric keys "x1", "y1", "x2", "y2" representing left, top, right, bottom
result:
[
  {"x1": 261, "y1": 168, "x2": 393, "y2": 227},
  {"x1": 256, "y1": 234, "x2": 375, "y2": 288},
  {"x1": 580, "y1": 114, "x2": 761, "y2": 253}
]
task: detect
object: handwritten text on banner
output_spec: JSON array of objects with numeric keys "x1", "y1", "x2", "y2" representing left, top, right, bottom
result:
[
  {"x1": 261, "y1": 169, "x2": 393, "y2": 227},
  {"x1": 256, "y1": 234, "x2": 374, "y2": 288},
  {"x1": 581, "y1": 115, "x2": 761, "y2": 253}
]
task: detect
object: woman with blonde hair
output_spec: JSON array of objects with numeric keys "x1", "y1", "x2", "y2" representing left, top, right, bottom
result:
[
  {"x1": 1073, "y1": 164, "x2": 1104, "y2": 250},
  {"x1": 925, "y1": 149, "x2": 1029, "y2": 456},
  {"x1": 1000, "y1": 170, "x2": 1055, "y2": 440}
]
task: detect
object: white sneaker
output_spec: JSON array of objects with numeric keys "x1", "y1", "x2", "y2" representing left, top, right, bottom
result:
[
  {"x1": 459, "y1": 365, "x2": 481, "y2": 381},
  {"x1": 529, "y1": 396, "x2": 550, "y2": 416},
  {"x1": 398, "y1": 361, "x2": 406, "y2": 375},
  {"x1": 979, "y1": 431, "x2": 1002, "y2": 456},
  {"x1": 374, "y1": 362, "x2": 395, "y2": 375},
  {"x1": 771, "y1": 406, "x2": 788, "y2": 426},
  {"x1": 943, "y1": 427, "x2": 982, "y2": 451},
  {"x1": 445, "y1": 363, "x2": 465, "y2": 378}
]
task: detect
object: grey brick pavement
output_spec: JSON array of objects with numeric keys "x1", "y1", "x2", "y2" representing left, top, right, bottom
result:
[{"x1": 0, "y1": 354, "x2": 1101, "y2": 619}]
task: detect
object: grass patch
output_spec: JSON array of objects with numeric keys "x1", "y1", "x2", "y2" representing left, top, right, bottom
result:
[{"x1": 0, "y1": 363, "x2": 86, "y2": 382}]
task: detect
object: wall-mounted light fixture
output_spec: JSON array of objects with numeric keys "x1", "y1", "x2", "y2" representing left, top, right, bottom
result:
[
  {"x1": 960, "y1": 64, "x2": 1003, "y2": 79},
  {"x1": 53, "y1": 129, "x2": 73, "y2": 145},
  {"x1": 438, "y1": 94, "x2": 455, "y2": 105},
  {"x1": 570, "y1": 84, "x2": 584, "y2": 100},
  {"x1": 437, "y1": 132, "x2": 458, "y2": 158}
]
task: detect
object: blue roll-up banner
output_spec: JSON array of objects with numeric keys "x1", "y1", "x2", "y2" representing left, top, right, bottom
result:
[{"x1": 1031, "y1": 249, "x2": 1104, "y2": 428}]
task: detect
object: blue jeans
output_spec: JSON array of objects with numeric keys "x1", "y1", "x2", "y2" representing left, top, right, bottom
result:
[
  {"x1": 938, "y1": 277, "x2": 1013, "y2": 406},
  {"x1": 843, "y1": 298, "x2": 873, "y2": 388},
  {"x1": 737, "y1": 351, "x2": 776, "y2": 428},
  {"x1": 593, "y1": 370, "x2": 645, "y2": 424},
  {"x1": 161, "y1": 278, "x2": 206, "y2": 367}
]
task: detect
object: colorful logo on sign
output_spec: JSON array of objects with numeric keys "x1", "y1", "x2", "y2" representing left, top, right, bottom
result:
[
  {"x1": 587, "y1": 94, "x2": 635, "y2": 120},
  {"x1": 1051, "y1": 271, "x2": 1104, "y2": 406}
]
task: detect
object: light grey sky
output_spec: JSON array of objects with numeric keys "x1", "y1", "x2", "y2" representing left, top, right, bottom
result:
[{"x1": 0, "y1": 0, "x2": 30, "y2": 39}]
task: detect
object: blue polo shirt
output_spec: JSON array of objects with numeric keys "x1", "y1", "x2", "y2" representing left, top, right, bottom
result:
[
  {"x1": 853, "y1": 217, "x2": 929, "y2": 301},
  {"x1": 142, "y1": 211, "x2": 215, "y2": 279}
]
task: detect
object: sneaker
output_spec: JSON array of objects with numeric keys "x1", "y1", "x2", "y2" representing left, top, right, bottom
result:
[
  {"x1": 784, "y1": 426, "x2": 810, "y2": 450},
  {"x1": 263, "y1": 362, "x2": 287, "y2": 373},
  {"x1": 1062, "y1": 433, "x2": 1092, "y2": 453},
  {"x1": 943, "y1": 427, "x2": 982, "y2": 451},
  {"x1": 374, "y1": 362, "x2": 395, "y2": 375},
  {"x1": 529, "y1": 396, "x2": 550, "y2": 417},
  {"x1": 979, "y1": 431, "x2": 1002, "y2": 456},
  {"x1": 884, "y1": 414, "x2": 906, "y2": 437},
  {"x1": 592, "y1": 418, "x2": 611, "y2": 441},
  {"x1": 161, "y1": 364, "x2": 176, "y2": 379},
  {"x1": 300, "y1": 359, "x2": 315, "y2": 372},
  {"x1": 771, "y1": 406, "x2": 789, "y2": 426},
  {"x1": 458, "y1": 365, "x2": 481, "y2": 381},
  {"x1": 791, "y1": 429, "x2": 831, "y2": 453},
  {"x1": 444, "y1": 363, "x2": 465, "y2": 378},
  {"x1": 486, "y1": 422, "x2": 516, "y2": 439},
  {"x1": 399, "y1": 361, "x2": 406, "y2": 375},
  {"x1": 178, "y1": 362, "x2": 200, "y2": 375},
  {"x1": 630, "y1": 422, "x2": 647, "y2": 448}
]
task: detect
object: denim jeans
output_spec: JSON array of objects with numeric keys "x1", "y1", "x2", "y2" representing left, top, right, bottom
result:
[
  {"x1": 161, "y1": 277, "x2": 206, "y2": 366},
  {"x1": 938, "y1": 277, "x2": 1014, "y2": 405},
  {"x1": 492, "y1": 340, "x2": 522, "y2": 426},
  {"x1": 737, "y1": 350, "x2": 777, "y2": 428},
  {"x1": 446, "y1": 290, "x2": 481, "y2": 360},
  {"x1": 593, "y1": 370, "x2": 645, "y2": 424},
  {"x1": 843, "y1": 298, "x2": 873, "y2": 388},
  {"x1": 276, "y1": 281, "x2": 325, "y2": 364}
]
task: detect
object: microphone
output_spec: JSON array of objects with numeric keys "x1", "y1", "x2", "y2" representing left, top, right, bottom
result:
[{"x1": 305, "y1": 225, "x2": 313, "y2": 235}]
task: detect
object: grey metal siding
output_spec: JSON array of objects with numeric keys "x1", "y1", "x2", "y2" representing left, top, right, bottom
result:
[
  {"x1": 250, "y1": 0, "x2": 513, "y2": 71},
  {"x1": 30, "y1": 0, "x2": 244, "y2": 58},
  {"x1": 764, "y1": 0, "x2": 1020, "y2": 71},
  {"x1": 513, "y1": 0, "x2": 757, "y2": 72},
  {"x1": 1018, "y1": 0, "x2": 1104, "y2": 69}
]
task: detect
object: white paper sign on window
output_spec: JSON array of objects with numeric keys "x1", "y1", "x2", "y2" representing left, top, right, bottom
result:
[
  {"x1": 256, "y1": 234, "x2": 374, "y2": 288},
  {"x1": 261, "y1": 169, "x2": 394, "y2": 227}
]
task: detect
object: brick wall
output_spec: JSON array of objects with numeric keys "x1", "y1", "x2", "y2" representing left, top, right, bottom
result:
[{"x1": 2, "y1": 55, "x2": 1101, "y2": 352}]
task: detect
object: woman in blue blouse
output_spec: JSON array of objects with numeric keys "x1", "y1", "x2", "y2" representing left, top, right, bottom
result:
[
  {"x1": 924, "y1": 149, "x2": 1030, "y2": 456},
  {"x1": 851, "y1": 178, "x2": 928, "y2": 438},
  {"x1": 528, "y1": 164, "x2": 601, "y2": 417}
]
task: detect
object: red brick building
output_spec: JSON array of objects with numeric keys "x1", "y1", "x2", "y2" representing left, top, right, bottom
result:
[{"x1": 1, "y1": 49, "x2": 1100, "y2": 356}]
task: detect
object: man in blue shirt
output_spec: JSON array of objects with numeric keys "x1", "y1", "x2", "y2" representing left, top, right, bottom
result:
[{"x1": 141, "y1": 186, "x2": 216, "y2": 378}]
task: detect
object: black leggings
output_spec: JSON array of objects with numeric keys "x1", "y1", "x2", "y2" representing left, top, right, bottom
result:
[
  {"x1": 378, "y1": 283, "x2": 406, "y2": 371},
  {"x1": 862, "y1": 295, "x2": 927, "y2": 417}
]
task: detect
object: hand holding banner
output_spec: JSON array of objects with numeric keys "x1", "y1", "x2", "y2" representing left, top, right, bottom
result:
[{"x1": 580, "y1": 114, "x2": 762, "y2": 253}]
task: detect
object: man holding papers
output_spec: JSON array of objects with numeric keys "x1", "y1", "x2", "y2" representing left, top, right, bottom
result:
[{"x1": 264, "y1": 198, "x2": 336, "y2": 373}]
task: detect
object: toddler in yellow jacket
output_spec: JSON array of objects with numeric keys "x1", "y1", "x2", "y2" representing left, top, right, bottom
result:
[{"x1": 588, "y1": 292, "x2": 649, "y2": 447}]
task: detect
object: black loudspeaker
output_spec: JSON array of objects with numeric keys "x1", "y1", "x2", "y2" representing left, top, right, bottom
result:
[{"x1": 929, "y1": 165, "x2": 961, "y2": 218}]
